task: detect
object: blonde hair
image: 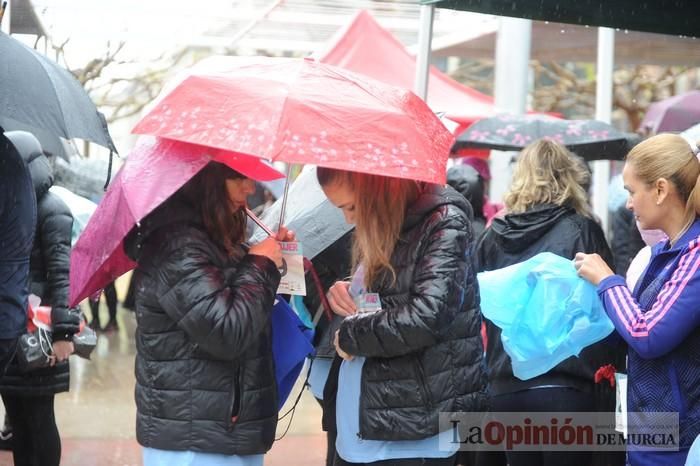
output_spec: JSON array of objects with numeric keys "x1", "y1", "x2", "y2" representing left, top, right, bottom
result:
[
  {"x1": 504, "y1": 139, "x2": 592, "y2": 216},
  {"x1": 626, "y1": 133, "x2": 700, "y2": 222},
  {"x1": 317, "y1": 168, "x2": 420, "y2": 289}
]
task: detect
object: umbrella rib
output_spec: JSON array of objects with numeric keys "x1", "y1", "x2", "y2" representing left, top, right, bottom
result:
[{"x1": 28, "y1": 50, "x2": 72, "y2": 141}]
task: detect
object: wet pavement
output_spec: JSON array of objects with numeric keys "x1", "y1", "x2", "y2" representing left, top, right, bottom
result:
[{"x1": 0, "y1": 278, "x2": 327, "y2": 465}]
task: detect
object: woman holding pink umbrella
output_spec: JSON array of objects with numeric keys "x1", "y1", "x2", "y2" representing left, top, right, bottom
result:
[
  {"x1": 319, "y1": 168, "x2": 488, "y2": 466},
  {"x1": 123, "y1": 161, "x2": 293, "y2": 466}
]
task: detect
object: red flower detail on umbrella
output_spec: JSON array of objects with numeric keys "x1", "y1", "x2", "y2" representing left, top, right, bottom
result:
[
  {"x1": 496, "y1": 124, "x2": 516, "y2": 136},
  {"x1": 588, "y1": 130, "x2": 610, "y2": 139},
  {"x1": 511, "y1": 133, "x2": 532, "y2": 145},
  {"x1": 543, "y1": 134, "x2": 565, "y2": 144},
  {"x1": 566, "y1": 124, "x2": 583, "y2": 136},
  {"x1": 470, "y1": 130, "x2": 491, "y2": 141}
]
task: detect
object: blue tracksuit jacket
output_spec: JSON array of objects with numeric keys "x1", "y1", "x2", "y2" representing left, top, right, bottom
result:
[{"x1": 598, "y1": 219, "x2": 700, "y2": 466}]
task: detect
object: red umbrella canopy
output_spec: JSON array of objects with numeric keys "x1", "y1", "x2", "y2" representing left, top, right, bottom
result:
[
  {"x1": 132, "y1": 56, "x2": 454, "y2": 184},
  {"x1": 69, "y1": 137, "x2": 284, "y2": 306}
]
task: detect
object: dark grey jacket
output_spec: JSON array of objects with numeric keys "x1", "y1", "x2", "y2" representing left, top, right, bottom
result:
[
  {"x1": 338, "y1": 184, "x2": 487, "y2": 441},
  {"x1": 475, "y1": 204, "x2": 623, "y2": 396},
  {"x1": 125, "y1": 194, "x2": 281, "y2": 455},
  {"x1": 0, "y1": 132, "x2": 78, "y2": 397}
]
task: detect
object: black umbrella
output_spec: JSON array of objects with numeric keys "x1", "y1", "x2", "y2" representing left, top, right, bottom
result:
[
  {"x1": 422, "y1": 0, "x2": 697, "y2": 37},
  {"x1": 454, "y1": 114, "x2": 640, "y2": 161},
  {"x1": 0, "y1": 31, "x2": 117, "y2": 159}
]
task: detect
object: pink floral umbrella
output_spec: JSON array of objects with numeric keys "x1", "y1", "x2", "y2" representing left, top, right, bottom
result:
[
  {"x1": 132, "y1": 56, "x2": 454, "y2": 184},
  {"x1": 68, "y1": 137, "x2": 284, "y2": 306}
]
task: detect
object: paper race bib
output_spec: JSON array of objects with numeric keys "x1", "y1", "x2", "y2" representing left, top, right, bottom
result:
[
  {"x1": 615, "y1": 372, "x2": 628, "y2": 438},
  {"x1": 276, "y1": 242, "x2": 306, "y2": 296},
  {"x1": 356, "y1": 293, "x2": 382, "y2": 314}
]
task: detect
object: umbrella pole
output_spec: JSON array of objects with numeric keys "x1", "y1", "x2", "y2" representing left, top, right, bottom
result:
[
  {"x1": 246, "y1": 208, "x2": 275, "y2": 237},
  {"x1": 277, "y1": 164, "x2": 293, "y2": 232}
]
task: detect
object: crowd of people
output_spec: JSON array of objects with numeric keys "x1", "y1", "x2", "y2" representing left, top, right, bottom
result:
[{"x1": 2, "y1": 125, "x2": 700, "y2": 466}]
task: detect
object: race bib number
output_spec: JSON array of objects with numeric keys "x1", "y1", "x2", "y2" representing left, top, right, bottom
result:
[{"x1": 355, "y1": 292, "x2": 382, "y2": 314}]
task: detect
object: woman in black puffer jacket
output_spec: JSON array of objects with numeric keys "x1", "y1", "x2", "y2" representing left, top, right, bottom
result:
[
  {"x1": 123, "y1": 161, "x2": 292, "y2": 466},
  {"x1": 0, "y1": 131, "x2": 80, "y2": 466},
  {"x1": 318, "y1": 168, "x2": 487, "y2": 466}
]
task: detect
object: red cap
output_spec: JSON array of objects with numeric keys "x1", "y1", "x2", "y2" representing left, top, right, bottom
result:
[{"x1": 212, "y1": 149, "x2": 285, "y2": 181}]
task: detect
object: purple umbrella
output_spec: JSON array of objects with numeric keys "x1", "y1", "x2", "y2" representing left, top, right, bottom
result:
[{"x1": 639, "y1": 90, "x2": 700, "y2": 134}]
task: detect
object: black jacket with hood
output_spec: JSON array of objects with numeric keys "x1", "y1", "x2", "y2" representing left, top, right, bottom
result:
[
  {"x1": 475, "y1": 203, "x2": 623, "y2": 395},
  {"x1": 0, "y1": 131, "x2": 79, "y2": 397},
  {"x1": 446, "y1": 164, "x2": 487, "y2": 239},
  {"x1": 334, "y1": 184, "x2": 487, "y2": 441},
  {"x1": 124, "y1": 192, "x2": 281, "y2": 455}
]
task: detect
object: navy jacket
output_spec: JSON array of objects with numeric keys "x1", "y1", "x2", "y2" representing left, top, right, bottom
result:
[
  {"x1": 0, "y1": 133, "x2": 35, "y2": 339},
  {"x1": 598, "y1": 218, "x2": 700, "y2": 462}
]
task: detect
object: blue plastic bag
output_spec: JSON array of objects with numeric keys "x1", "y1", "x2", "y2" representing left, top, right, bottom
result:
[
  {"x1": 271, "y1": 297, "x2": 315, "y2": 409},
  {"x1": 478, "y1": 252, "x2": 614, "y2": 380}
]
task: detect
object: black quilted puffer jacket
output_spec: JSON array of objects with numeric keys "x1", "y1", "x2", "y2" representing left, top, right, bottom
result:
[
  {"x1": 124, "y1": 193, "x2": 281, "y2": 455},
  {"x1": 0, "y1": 132, "x2": 78, "y2": 397},
  {"x1": 337, "y1": 184, "x2": 488, "y2": 441}
]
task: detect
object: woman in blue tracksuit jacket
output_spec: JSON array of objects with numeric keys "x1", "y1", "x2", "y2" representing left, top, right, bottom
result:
[{"x1": 576, "y1": 134, "x2": 700, "y2": 466}]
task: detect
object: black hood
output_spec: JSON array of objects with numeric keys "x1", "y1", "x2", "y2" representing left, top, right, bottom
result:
[
  {"x1": 124, "y1": 192, "x2": 201, "y2": 262},
  {"x1": 490, "y1": 204, "x2": 574, "y2": 253},
  {"x1": 5, "y1": 131, "x2": 53, "y2": 200},
  {"x1": 446, "y1": 164, "x2": 485, "y2": 219},
  {"x1": 403, "y1": 183, "x2": 473, "y2": 232}
]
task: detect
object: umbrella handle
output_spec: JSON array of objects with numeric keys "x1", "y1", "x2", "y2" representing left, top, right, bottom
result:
[{"x1": 246, "y1": 208, "x2": 275, "y2": 237}]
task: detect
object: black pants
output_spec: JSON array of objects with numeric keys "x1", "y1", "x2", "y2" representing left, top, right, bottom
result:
[
  {"x1": 1, "y1": 394, "x2": 60, "y2": 466},
  {"x1": 334, "y1": 454, "x2": 456, "y2": 466},
  {"x1": 0, "y1": 338, "x2": 18, "y2": 376},
  {"x1": 489, "y1": 387, "x2": 593, "y2": 466},
  {"x1": 89, "y1": 281, "x2": 118, "y2": 326},
  {"x1": 316, "y1": 396, "x2": 337, "y2": 466}
]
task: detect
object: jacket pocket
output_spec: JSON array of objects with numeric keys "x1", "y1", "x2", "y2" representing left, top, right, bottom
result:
[
  {"x1": 413, "y1": 357, "x2": 432, "y2": 409},
  {"x1": 668, "y1": 361, "x2": 687, "y2": 419},
  {"x1": 226, "y1": 366, "x2": 242, "y2": 430}
]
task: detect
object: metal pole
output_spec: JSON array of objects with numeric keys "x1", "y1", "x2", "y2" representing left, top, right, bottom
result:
[
  {"x1": 229, "y1": 0, "x2": 282, "y2": 50},
  {"x1": 0, "y1": 0, "x2": 11, "y2": 34},
  {"x1": 246, "y1": 208, "x2": 274, "y2": 237},
  {"x1": 592, "y1": 27, "x2": 615, "y2": 235},
  {"x1": 490, "y1": 17, "x2": 532, "y2": 202},
  {"x1": 413, "y1": 4, "x2": 435, "y2": 100},
  {"x1": 277, "y1": 163, "x2": 293, "y2": 232}
]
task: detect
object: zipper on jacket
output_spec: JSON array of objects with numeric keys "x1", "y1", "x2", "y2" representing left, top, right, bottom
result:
[
  {"x1": 226, "y1": 366, "x2": 242, "y2": 431},
  {"x1": 357, "y1": 361, "x2": 366, "y2": 440},
  {"x1": 413, "y1": 358, "x2": 433, "y2": 410}
]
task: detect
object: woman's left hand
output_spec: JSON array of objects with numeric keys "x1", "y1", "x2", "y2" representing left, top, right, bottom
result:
[
  {"x1": 334, "y1": 330, "x2": 354, "y2": 361},
  {"x1": 276, "y1": 226, "x2": 295, "y2": 243},
  {"x1": 574, "y1": 252, "x2": 614, "y2": 286},
  {"x1": 51, "y1": 340, "x2": 74, "y2": 366}
]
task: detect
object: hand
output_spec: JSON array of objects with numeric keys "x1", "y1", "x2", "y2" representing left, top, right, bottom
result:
[
  {"x1": 249, "y1": 237, "x2": 283, "y2": 268},
  {"x1": 574, "y1": 252, "x2": 614, "y2": 286},
  {"x1": 51, "y1": 340, "x2": 74, "y2": 366},
  {"x1": 327, "y1": 281, "x2": 356, "y2": 317},
  {"x1": 334, "y1": 330, "x2": 354, "y2": 361},
  {"x1": 276, "y1": 226, "x2": 296, "y2": 243}
]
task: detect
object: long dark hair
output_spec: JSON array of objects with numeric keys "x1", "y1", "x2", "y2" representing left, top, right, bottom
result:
[{"x1": 182, "y1": 162, "x2": 247, "y2": 256}]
